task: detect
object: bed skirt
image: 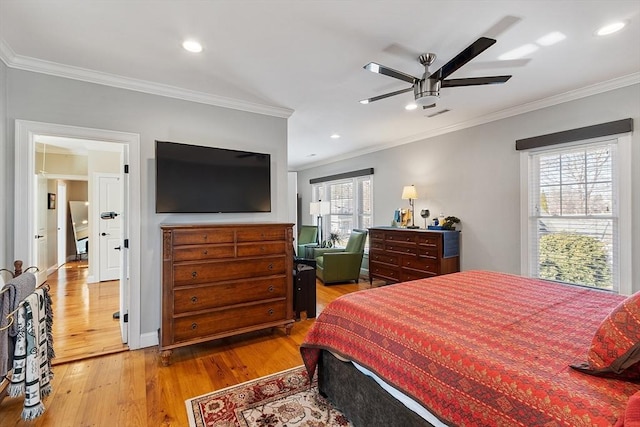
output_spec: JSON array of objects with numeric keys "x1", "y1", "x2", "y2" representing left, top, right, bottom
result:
[{"x1": 318, "y1": 350, "x2": 434, "y2": 427}]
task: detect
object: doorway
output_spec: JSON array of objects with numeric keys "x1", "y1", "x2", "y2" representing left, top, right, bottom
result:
[{"x1": 14, "y1": 120, "x2": 141, "y2": 351}]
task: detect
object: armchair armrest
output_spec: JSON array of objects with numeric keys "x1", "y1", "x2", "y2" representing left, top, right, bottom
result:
[{"x1": 311, "y1": 247, "x2": 345, "y2": 259}]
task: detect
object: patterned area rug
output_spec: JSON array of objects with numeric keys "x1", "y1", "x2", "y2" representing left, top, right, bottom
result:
[{"x1": 185, "y1": 365, "x2": 352, "y2": 427}]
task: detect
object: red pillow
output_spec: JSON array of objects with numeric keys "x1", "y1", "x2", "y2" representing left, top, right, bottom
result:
[{"x1": 572, "y1": 291, "x2": 640, "y2": 380}]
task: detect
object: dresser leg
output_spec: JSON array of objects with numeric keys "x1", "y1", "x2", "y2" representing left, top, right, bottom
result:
[
  {"x1": 285, "y1": 323, "x2": 293, "y2": 336},
  {"x1": 160, "y1": 350, "x2": 173, "y2": 366}
]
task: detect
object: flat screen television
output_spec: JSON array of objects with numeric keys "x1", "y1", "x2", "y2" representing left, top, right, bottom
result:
[{"x1": 155, "y1": 140, "x2": 271, "y2": 213}]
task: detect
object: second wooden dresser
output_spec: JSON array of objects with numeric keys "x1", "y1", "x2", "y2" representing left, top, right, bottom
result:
[
  {"x1": 160, "y1": 223, "x2": 294, "y2": 365},
  {"x1": 369, "y1": 227, "x2": 460, "y2": 285}
]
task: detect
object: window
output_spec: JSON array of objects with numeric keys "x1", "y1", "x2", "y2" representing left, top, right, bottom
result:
[
  {"x1": 522, "y1": 136, "x2": 631, "y2": 293},
  {"x1": 312, "y1": 175, "x2": 373, "y2": 245}
]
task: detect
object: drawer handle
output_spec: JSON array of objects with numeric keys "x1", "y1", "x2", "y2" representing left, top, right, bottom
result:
[
  {"x1": 260, "y1": 246, "x2": 265, "y2": 252},
  {"x1": 203, "y1": 250, "x2": 208, "y2": 255},
  {"x1": 192, "y1": 271, "x2": 198, "y2": 278},
  {"x1": 406, "y1": 249, "x2": 411, "y2": 253},
  {"x1": 268, "y1": 263, "x2": 273, "y2": 270},
  {"x1": 268, "y1": 308, "x2": 274, "y2": 316},
  {"x1": 203, "y1": 235, "x2": 208, "y2": 241},
  {"x1": 268, "y1": 285, "x2": 274, "y2": 292},
  {"x1": 191, "y1": 323, "x2": 198, "y2": 330},
  {"x1": 191, "y1": 296, "x2": 198, "y2": 303}
]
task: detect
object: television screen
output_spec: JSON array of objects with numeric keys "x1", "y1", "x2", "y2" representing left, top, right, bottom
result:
[{"x1": 155, "y1": 141, "x2": 271, "y2": 213}]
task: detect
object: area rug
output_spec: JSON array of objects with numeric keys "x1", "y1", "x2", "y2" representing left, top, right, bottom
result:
[{"x1": 185, "y1": 365, "x2": 352, "y2": 427}]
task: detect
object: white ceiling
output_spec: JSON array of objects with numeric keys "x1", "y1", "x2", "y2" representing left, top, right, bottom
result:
[{"x1": 1, "y1": 1, "x2": 639, "y2": 169}]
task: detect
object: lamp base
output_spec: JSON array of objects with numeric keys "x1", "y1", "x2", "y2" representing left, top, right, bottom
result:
[{"x1": 406, "y1": 225, "x2": 420, "y2": 229}]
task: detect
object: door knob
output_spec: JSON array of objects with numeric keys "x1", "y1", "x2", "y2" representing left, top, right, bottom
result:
[
  {"x1": 101, "y1": 232, "x2": 109, "y2": 236},
  {"x1": 114, "y1": 246, "x2": 122, "y2": 251},
  {"x1": 35, "y1": 235, "x2": 44, "y2": 239}
]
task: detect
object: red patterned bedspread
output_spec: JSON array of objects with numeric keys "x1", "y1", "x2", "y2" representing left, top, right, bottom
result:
[{"x1": 300, "y1": 270, "x2": 640, "y2": 426}]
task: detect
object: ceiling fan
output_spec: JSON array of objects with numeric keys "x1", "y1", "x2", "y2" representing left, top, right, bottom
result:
[{"x1": 361, "y1": 37, "x2": 511, "y2": 109}]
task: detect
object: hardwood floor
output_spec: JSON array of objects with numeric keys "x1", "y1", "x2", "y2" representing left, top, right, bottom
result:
[
  {"x1": 0, "y1": 269, "x2": 376, "y2": 426},
  {"x1": 48, "y1": 261, "x2": 128, "y2": 365}
]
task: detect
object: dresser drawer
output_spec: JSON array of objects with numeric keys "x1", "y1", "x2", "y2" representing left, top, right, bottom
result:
[
  {"x1": 173, "y1": 256, "x2": 286, "y2": 286},
  {"x1": 369, "y1": 230, "x2": 385, "y2": 240},
  {"x1": 401, "y1": 256, "x2": 438, "y2": 274},
  {"x1": 386, "y1": 232, "x2": 416, "y2": 243},
  {"x1": 174, "y1": 300, "x2": 287, "y2": 342},
  {"x1": 417, "y1": 233, "x2": 440, "y2": 246},
  {"x1": 369, "y1": 250, "x2": 398, "y2": 266},
  {"x1": 386, "y1": 242, "x2": 417, "y2": 256},
  {"x1": 417, "y1": 246, "x2": 438, "y2": 259},
  {"x1": 171, "y1": 228, "x2": 235, "y2": 246},
  {"x1": 370, "y1": 239, "x2": 384, "y2": 250},
  {"x1": 369, "y1": 264, "x2": 399, "y2": 282},
  {"x1": 173, "y1": 276, "x2": 287, "y2": 314},
  {"x1": 173, "y1": 244, "x2": 235, "y2": 261},
  {"x1": 237, "y1": 241, "x2": 286, "y2": 257},
  {"x1": 237, "y1": 227, "x2": 286, "y2": 242}
]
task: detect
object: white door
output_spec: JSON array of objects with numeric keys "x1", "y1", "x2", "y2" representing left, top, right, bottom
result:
[
  {"x1": 98, "y1": 175, "x2": 121, "y2": 282},
  {"x1": 57, "y1": 181, "x2": 67, "y2": 267},
  {"x1": 34, "y1": 175, "x2": 48, "y2": 286}
]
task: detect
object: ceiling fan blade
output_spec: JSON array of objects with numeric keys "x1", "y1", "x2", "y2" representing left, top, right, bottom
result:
[
  {"x1": 360, "y1": 87, "x2": 414, "y2": 104},
  {"x1": 363, "y1": 62, "x2": 418, "y2": 84},
  {"x1": 422, "y1": 103, "x2": 436, "y2": 109},
  {"x1": 430, "y1": 37, "x2": 497, "y2": 81},
  {"x1": 440, "y1": 75, "x2": 511, "y2": 87}
]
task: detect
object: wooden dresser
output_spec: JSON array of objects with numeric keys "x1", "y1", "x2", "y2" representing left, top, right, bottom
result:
[
  {"x1": 368, "y1": 227, "x2": 460, "y2": 284},
  {"x1": 160, "y1": 223, "x2": 294, "y2": 365}
]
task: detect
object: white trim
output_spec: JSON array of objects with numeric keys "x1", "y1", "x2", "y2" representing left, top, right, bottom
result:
[
  {"x1": 14, "y1": 120, "x2": 142, "y2": 349},
  {"x1": 519, "y1": 152, "x2": 530, "y2": 277},
  {"x1": 618, "y1": 134, "x2": 632, "y2": 295},
  {"x1": 0, "y1": 41, "x2": 292, "y2": 119},
  {"x1": 139, "y1": 332, "x2": 159, "y2": 349},
  {"x1": 520, "y1": 133, "x2": 632, "y2": 294}
]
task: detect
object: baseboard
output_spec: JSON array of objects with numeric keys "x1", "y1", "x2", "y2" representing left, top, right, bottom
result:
[{"x1": 139, "y1": 331, "x2": 159, "y2": 349}]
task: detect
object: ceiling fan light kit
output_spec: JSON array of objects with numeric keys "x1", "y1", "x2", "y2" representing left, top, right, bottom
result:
[{"x1": 362, "y1": 37, "x2": 511, "y2": 108}]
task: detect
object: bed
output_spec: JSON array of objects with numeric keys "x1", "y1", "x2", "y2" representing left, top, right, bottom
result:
[{"x1": 300, "y1": 270, "x2": 640, "y2": 426}]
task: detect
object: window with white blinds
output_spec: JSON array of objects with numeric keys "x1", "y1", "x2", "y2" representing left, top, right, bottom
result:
[
  {"x1": 528, "y1": 140, "x2": 619, "y2": 291},
  {"x1": 312, "y1": 175, "x2": 373, "y2": 244}
]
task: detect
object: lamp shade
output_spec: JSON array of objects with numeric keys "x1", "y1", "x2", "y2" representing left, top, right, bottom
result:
[
  {"x1": 310, "y1": 202, "x2": 320, "y2": 216},
  {"x1": 401, "y1": 185, "x2": 418, "y2": 200},
  {"x1": 319, "y1": 201, "x2": 331, "y2": 215}
]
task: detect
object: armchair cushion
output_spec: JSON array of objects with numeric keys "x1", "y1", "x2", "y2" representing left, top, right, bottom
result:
[
  {"x1": 297, "y1": 225, "x2": 318, "y2": 257},
  {"x1": 315, "y1": 229, "x2": 368, "y2": 284}
]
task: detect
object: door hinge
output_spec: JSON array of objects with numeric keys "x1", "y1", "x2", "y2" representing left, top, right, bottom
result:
[
  {"x1": 124, "y1": 238, "x2": 129, "y2": 249},
  {"x1": 123, "y1": 313, "x2": 128, "y2": 323},
  {"x1": 124, "y1": 164, "x2": 129, "y2": 174}
]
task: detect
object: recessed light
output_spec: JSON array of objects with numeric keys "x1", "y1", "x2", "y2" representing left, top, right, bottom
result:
[
  {"x1": 536, "y1": 31, "x2": 566, "y2": 46},
  {"x1": 498, "y1": 43, "x2": 539, "y2": 60},
  {"x1": 405, "y1": 103, "x2": 418, "y2": 111},
  {"x1": 597, "y1": 22, "x2": 625, "y2": 36},
  {"x1": 330, "y1": 134, "x2": 340, "y2": 139},
  {"x1": 182, "y1": 39, "x2": 203, "y2": 53}
]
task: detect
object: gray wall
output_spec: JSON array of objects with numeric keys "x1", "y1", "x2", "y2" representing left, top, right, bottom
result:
[
  {"x1": 0, "y1": 60, "x2": 7, "y2": 270},
  {"x1": 297, "y1": 84, "x2": 640, "y2": 291},
  {"x1": 3, "y1": 68, "x2": 289, "y2": 338}
]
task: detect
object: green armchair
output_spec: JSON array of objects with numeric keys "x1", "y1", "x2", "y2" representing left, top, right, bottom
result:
[
  {"x1": 313, "y1": 229, "x2": 368, "y2": 284},
  {"x1": 297, "y1": 225, "x2": 318, "y2": 257}
]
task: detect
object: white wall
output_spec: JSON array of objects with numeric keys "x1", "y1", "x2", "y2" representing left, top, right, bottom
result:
[
  {"x1": 297, "y1": 84, "x2": 640, "y2": 291},
  {"x1": 3, "y1": 68, "x2": 289, "y2": 338}
]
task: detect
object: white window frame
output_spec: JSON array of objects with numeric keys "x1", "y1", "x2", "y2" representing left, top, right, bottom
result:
[
  {"x1": 520, "y1": 134, "x2": 631, "y2": 295},
  {"x1": 311, "y1": 174, "x2": 374, "y2": 242}
]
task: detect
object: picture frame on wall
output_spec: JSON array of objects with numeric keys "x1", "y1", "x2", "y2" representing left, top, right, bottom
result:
[{"x1": 48, "y1": 192, "x2": 56, "y2": 209}]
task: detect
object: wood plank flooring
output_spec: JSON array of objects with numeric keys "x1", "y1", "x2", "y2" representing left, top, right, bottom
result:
[
  {"x1": 48, "y1": 261, "x2": 128, "y2": 365},
  {"x1": 0, "y1": 266, "x2": 376, "y2": 426}
]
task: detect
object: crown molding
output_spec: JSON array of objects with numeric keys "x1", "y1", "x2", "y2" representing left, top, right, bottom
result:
[
  {"x1": 0, "y1": 38, "x2": 293, "y2": 119},
  {"x1": 296, "y1": 72, "x2": 640, "y2": 171}
]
